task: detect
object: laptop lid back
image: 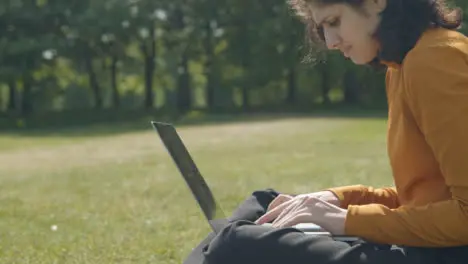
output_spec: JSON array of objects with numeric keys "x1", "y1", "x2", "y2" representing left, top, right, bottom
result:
[{"x1": 152, "y1": 121, "x2": 229, "y2": 234}]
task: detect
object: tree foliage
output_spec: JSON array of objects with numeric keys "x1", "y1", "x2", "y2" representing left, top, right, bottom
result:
[{"x1": 0, "y1": 0, "x2": 466, "y2": 116}]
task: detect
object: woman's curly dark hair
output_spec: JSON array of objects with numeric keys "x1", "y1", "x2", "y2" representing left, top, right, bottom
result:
[{"x1": 288, "y1": 0, "x2": 463, "y2": 67}]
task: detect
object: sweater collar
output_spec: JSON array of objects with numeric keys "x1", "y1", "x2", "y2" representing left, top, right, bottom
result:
[{"x1": 381, "y1": 60, "x2": 401, "y2": 70}]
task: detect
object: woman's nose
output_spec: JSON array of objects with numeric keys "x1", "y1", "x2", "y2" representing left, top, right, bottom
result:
[{"x1": 325, "y1": 31, "x2": 341, "y2": 50}]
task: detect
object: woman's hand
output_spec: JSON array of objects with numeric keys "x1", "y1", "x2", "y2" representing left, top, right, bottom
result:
[
  {"x1": 265, "y1": 191, "x2": 341, "y2": 212},
  {"x1": 255, "y1": 194, "x2": 348, "y2": 235}
]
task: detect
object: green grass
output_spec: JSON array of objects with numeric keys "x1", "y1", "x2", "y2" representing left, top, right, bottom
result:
[{"x1": 0, "y1": 114, "x2": 393, "y2": 263}]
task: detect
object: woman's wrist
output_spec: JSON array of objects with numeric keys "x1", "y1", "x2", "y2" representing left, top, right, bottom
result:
[
  {"x1": 330, "y1": 209, "x2": 348, "y2": 235},
  {"x1": 314, "y1": 200, "x2": 348, "y2": 235},
  {"x1": 322, "y1": 190, "x2": 342, "y2": 207}
]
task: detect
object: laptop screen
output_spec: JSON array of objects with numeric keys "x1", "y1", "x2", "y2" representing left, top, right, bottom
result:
[{"x1": 152, "y1": 121, "x2": 229, "y2": 234}]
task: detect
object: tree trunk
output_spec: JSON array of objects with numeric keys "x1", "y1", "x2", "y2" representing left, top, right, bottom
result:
[
  {"x1": 143, "y1": 55, "x2": 155, "y2": 109},
  {"x1": 142, "y1": 23, "x2": 156, "y2": 109},
  {"x1": 21, "y1": 75, "x2": 33, "y2": 115},
  {"x1": 204, "y1": 18, "x2": 215, "y2": 110},
  {"x1": 84, "y1": 52, "x2": 103, "y2": 109},
  {"x1": 320, "y1": 62, "x2": 331, "y2": 105},
  {"x1": 343, "y1": 69, "x2": 360, "y2": 104},
  {"x1": 286, "y1": 65, "x2": 297, "y2": 104},
  {"x1": 7, "y1": 79, "x2": 17, "y2": 112},
  {"x1": 285, "y1": 21, "x2": 299, "y2": 105},
  {"x1": 240, "y1": 13, "x2": 251, "y2": 110},
  {"x1": 241, "y1": 78, "x2": 250, "y2": 110},
  {"x1": 111, "y1": 55, "x2": 119, "y2": 108},
  {"x1": 173, "y1": 6, "x2": 192, "y2": 114},
  {"x1": 177, "y1": 48, "x2": 191, "y2": 113}
]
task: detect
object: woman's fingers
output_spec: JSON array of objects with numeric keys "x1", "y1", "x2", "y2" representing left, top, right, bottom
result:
[
  {"x1": 271, "y1": 199, "x2": 301, "y2": 226},
  {"x1": 267, "y1": 194, "x2": 293, "y2": 212},
  {"x1": 272, "y1": 197, "x2": 307, "y2": 227},
  {"x1": 273, "y1": 211, "x2": 311, "y2": 228},
  {"x1": 255, "y1": 198, "x2": 292, "y2": 225},
  {"x1": 256, "y1": 195, "x2": 319, "y2": 226}
]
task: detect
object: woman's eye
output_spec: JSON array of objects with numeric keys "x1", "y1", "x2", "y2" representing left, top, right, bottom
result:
[{"x1": 327, "y1": 18, "x2": 340, "y2": 27}]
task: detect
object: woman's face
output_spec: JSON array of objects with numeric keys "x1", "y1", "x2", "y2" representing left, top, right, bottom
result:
[{"x1": 310, "y1": 0, "x2": 387, "y2": 64}]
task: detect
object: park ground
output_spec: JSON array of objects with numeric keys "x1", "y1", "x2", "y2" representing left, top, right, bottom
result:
[{"x1": 0, "y1": 111, "x2": 394, "y2": 263}]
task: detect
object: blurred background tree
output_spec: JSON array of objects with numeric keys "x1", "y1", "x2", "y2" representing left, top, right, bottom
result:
[{"x1": 0, "y1": 0, "x2": 466, "y2": 126}]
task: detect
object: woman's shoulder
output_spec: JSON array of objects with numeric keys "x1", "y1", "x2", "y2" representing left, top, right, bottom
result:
[
  {"x1": 397, "y1": 28, "x2": 468, "y2": 103},
  {"x1": 402, "y1": 28, "x2": 468, "y2": 71},
  {"x1": 414, "y1": 27, "x2": 468, "y2": 48}
]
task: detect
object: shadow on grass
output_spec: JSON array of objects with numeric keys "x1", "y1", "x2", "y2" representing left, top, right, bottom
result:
[{"x1": 0, "y1": 105, "x2": 388, "y2": 138}]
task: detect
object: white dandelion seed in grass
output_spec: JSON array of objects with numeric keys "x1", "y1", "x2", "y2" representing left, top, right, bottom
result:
[{"x1": 51, "y1": 225, "x2": 58, "y2": 231}]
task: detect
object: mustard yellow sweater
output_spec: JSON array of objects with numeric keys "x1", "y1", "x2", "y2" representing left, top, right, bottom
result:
[{"x1": 328, "y1": 27, "x2": 468, "y2": 247}]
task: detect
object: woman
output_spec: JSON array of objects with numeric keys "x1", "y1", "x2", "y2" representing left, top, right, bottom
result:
[{"x1": 184, "y1": 0, "x2": 468, "y2": 263}]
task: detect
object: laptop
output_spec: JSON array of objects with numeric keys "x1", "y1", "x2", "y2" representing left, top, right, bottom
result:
[{"x1": 151, "y1": 121, "x2": 359, "y2": 241}]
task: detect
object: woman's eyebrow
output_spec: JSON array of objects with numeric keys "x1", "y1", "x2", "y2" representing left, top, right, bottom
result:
[{"x1": 316, "y1": 15, "x2": 333, "y2": 27}]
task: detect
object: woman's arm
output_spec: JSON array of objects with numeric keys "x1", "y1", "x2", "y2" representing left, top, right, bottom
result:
[
  {"x1": 342, "y1": 42, "x2": 468, "y2": 247},
  {"x1": 327, "y1": 185, "x2": 400, "y2": 209}
]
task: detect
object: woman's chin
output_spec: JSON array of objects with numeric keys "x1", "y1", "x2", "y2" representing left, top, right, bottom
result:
[{"x1": 350, "y1": 55, "x2": 377, "y2": 65}]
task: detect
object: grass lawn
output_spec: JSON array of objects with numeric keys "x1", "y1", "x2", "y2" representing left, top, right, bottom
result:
[{"x1": 0, "y1": 114, "x2": 394, "y2": 263}]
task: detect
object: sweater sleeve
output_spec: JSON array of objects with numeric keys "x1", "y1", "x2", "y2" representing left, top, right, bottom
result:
[
  {"x1": 344, "y1": 43, "x2": 468, "y2": 247},
  {"x1": 327, "y1": 185, "x2": 400, "y2": 209}
]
